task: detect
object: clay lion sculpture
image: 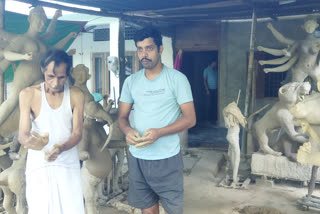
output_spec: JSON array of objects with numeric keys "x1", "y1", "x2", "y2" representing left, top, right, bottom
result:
[
  {"x1": 0, "y1": 146, "x2": 27, "y2": 214},
  {"x1": 296, "y1": 120, "x2": 320, "y2": 166},
  {"x1": 291, "y1": 92, "x2": 320, "y2": 125},
  {"x1": 252, "y1": 82, "x2": 311, "y2": 156}
]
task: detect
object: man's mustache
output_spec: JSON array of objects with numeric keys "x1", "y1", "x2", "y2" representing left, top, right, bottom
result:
[{"x1": 141, "y1": 58, "x2": 151, "y2": 62}]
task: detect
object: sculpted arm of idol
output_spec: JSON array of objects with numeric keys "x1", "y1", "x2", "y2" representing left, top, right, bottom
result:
[
  {"x1": 118, "y1": 101, "x2": 142, "y2": 146},
  {"x1": 41, "y1": 9, "x2": 62, "y2": 41},
  {"x1": 45, "y1": 87, "x2": 84, "y2": 162},
  {"x1": 138, "y1": 101, "x2": 196, "y2": 147},
  {"x1": 18, "y1": 88, "x2": 49, "y2": 150},
  {"x1": 3, "y1": 38, "x2": 32, "y2": 61}
]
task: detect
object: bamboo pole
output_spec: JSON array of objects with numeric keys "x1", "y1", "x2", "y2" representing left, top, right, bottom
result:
[
  {"x1": 241, "y1": 8, "x2": 257, "y2": 155},
  {"x1": 251, "y1": 61, "x2": 257, "y2": 114},
  {"x1": 246, "y1": 60, "x2": 258, "y2": 155},
  {"x1": 118, "y1": 19, "x2": 126, "y2": 95},
  {"x1": 0, "y1": 0, "x2": 5, "y2": 103}
]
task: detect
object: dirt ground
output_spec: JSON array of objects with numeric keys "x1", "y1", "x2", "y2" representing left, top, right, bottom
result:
[
  {"x1": 1, "y1": 148, "x2": 317, "y2": 213},
  {"x1": 101, "y1": 148, "x2": 320, "y2": 214}
]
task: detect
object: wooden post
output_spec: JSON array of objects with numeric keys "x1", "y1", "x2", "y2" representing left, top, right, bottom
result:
[
  {"x1": 0, "y1": 0, "x2": 4, "y2": 103},
  {"x1": 241, "y1": 8, "x2": 257, "y2": 154},
  {"x1": 118, "y1": 19, "x2": 126, "y2": 96}
]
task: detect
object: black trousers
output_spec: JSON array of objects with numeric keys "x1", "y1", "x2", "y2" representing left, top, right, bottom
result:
[{"x1": 205, "y1": 89, "x2": 217, "y2": 122}]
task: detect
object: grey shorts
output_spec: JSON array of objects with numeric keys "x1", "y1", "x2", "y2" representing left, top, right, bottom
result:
[{"x1": 127, "y1": 152, "x2": 184, "y2": 214}]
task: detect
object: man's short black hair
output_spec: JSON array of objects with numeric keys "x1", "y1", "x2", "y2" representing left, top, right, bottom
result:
[
  {"x1": 134, "y1": 26, "x2": 163, "y2": 50},
  {"x1": 40, "y1": 49, "x2": 72, "y2": 76}
]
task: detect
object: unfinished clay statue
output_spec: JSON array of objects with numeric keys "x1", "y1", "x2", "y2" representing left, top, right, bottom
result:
[
  {"x1": 0, "y1": 7, "x2": 77, "y2": 136},
  {"x1": 101, "y1": 95, "x2": 127, "y2": 195},
  {"x1": 276, "y1": 92, "x2": 320, "y2": 161},
  {"x1": 291, "y1": 92, "x2": 320, "y2": 125},
  {"x1": 273, "y1": 131, "x2": 302, "y2": 162},
  {"x1": 0, "y1": 146, "x2": 28, "y2": 214},
  {"x1": 71, "y1": 64, "x2": 113, "y2": 126},
  {"x1": 72, "y1": 64, "x2": 125, "y2": 196},
  {"x1": 71, "y1": 64, "x2": 114, "y2": 161},
  {"x1": 253, "y1": 82, "x2": 310, "y2": 156},
  {"x1": 107, "y1": 56, "x2": 119, "y2": 78},
  {"x1": 297, "y1": 121, "x2": 320, "y2": 165},
  {"x1": 79, "y1": 117, "x2": 112, "y2": 214},
  {"x1": 223, "y1": 101, "x2": 246, "y2": 188},
  {"x1": 258, "y1": 16, "x2": 320, "y2": 89}
]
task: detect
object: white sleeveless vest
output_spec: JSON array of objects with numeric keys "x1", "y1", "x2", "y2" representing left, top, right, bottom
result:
[{"x1": 26, "y1": 82, "x2": 80, "y2": 174}]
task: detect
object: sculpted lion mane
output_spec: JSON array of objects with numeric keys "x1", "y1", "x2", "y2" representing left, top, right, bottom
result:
[{"x1": 253, "y1": 82, "x2": 310, "y2": 156}]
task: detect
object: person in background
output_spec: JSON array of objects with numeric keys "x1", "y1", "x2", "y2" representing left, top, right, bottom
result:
[{"x1": 203, "y1": 59, "x2": 218, "y2": 125}]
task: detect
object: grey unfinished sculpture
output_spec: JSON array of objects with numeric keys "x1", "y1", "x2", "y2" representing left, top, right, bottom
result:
[
  {"x1": 80, "y1": 117, "x2": 113, "y2": 214},
  {"x1": 258, "y1": 16, "x2": 320, "y2": 90},
  {"x1": 0, "y1": 7, "x2": 77, "y2": 214},
  {"x1": 253, "y1": 82, "x2": 310, "y2": 156},
  {"x1": 107, "y1": 56, "x2": 119, "y2": 78},
  {"x1": 71, "y1": 64, "x2": 113, "y2": 126},
  {"x1": 101, "y1": 95, "x2": 127, "y2": 195},
  {"x1": 0, "y1": 146, "x2": 27, "y2": 214},
  {"x1": 72, "y1": 63, "x2": 126, "y2": 210},
  {"x1": 0, "y1": 7, "x2": 77, "y2": 138},
  {"x1": 223, "y1": 101, "x2": 246, "y2": 188}
]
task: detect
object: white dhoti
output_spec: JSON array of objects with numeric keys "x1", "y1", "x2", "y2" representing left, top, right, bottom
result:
[{"x1": 26, "y1": 165, "x2": 84, "y2": 214}]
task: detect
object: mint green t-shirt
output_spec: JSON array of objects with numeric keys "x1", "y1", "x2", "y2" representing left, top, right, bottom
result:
[{"x1": 120, "y1": 66, "x2": 193, "y2": 160}]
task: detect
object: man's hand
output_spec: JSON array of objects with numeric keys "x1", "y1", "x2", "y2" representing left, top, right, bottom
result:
[
  {"x1": 135, "y1": 129, "x2": 161, "y2": 148},
  {"x1": 24, "y1": 131, "x2": 49, "y2": 150},
  {"x1": 125, "y1": 129, "x2": 142, "y2": 146},
  {"x1": 45, "y1": 143, "x2": 63, "y2": 162}
]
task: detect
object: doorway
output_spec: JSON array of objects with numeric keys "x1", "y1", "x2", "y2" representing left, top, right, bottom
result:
[{"x1": 180, "y1": 51, "x2": 218, "y2": 123}]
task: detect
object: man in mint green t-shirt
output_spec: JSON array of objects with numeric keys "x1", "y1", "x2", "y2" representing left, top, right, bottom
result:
[{"x1": 118, "y1": 26, "x2": 196, "y2": 214}]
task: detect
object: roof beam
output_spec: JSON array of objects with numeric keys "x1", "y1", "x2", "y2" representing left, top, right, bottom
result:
[
  {"x1": 123, "y1": 0, "x2": 244, "y2": 17},
  {"x1": 13, "y1": 0, "x2": 122, "y2": 17}
]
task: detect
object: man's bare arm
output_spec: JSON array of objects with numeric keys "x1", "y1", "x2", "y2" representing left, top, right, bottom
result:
[
  {"x1": 18, "y1": 88, "x2": 49, "y2": 150},
  {"x1": 204, "y1": 76, "x2": 209, "y2": 94},
  {"x1": 60, "y1": 87, "x2": 84, "y2": 152},
  {"x1": 118, "y1": 102, "x2": 142, "y2": 145}
]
